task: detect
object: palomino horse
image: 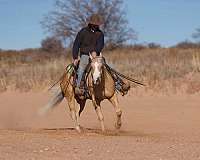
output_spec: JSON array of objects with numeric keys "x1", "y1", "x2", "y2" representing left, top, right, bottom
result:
[{"x1": 40, "y1": 54, "x2": 122, "y2": 133}]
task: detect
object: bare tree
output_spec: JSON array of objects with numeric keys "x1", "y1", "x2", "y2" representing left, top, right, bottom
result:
[
  {"x1": 41, "y1": 0, "x2": 136, "y2": 47},
  {"x1": 175, "y1": 40, "x2": 199, "y2": 49},
  {"x1": 148, "y1": 42, "x2": 161, "y2": 49},
  {"x1": 41, "y1": 36, "x2": 64, "y2": 53}
]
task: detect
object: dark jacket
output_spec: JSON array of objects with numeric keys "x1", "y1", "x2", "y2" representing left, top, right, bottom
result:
[{"x1": 72, "y1": 25, "x2": 104, "y2": 59}]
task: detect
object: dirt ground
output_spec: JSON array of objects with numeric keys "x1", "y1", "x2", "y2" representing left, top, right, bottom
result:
[{"x1": 0, "y1": 91, "x2": 200, "y2": 160}]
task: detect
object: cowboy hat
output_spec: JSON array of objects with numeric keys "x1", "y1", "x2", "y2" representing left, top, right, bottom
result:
[{"x1": 87, "y1": 14, "x2": 103, "y2": 26}]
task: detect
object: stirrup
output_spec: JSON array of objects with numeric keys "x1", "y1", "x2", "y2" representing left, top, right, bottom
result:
[{"x1": 122, "y1": 83, "x2": 130, "y2": 91}]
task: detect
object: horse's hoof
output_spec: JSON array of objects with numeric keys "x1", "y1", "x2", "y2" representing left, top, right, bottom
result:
[
  {"x1": 115, "y1": 122, "x2": 122, "y2": 129},
  {"x1": 75, "y1": 126, "x2": 82, "y2": 133},
  {"x1": 100, "y1": 126, "x2": 106, "y2": 133},
  {"x1": 79, "y1": 125, "x2": 84, "y2": 130}
]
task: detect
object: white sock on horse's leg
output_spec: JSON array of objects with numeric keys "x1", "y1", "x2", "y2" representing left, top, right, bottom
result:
[
  {"x1": 68, "y1": 100, "x2": 81, "y2": 133},
  {"x1": 70, "y1": 110, "x2": 81, "y2": 132},
  {"x1": 109, "y1": 93, "x2": 122, "y2": 129}
]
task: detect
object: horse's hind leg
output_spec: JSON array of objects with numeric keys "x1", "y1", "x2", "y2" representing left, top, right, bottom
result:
[
  {"x1": 68, "y1": 98, "x2": 81, "y2": 133},
  {"x1": 109, "y1": 93, "x2": 122, "y2": 129}
]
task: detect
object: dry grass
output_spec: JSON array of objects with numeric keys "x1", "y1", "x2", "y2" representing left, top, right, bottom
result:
[{"x1": 0, "y1": 48, "x2": 200, "y2": 95}]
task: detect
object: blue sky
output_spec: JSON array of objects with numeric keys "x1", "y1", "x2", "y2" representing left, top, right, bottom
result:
[{"x1": 0, "y1": 0, "x2": 200, "y2": 50}]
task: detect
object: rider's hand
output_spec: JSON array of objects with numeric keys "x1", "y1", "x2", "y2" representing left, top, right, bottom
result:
[
  {"x1": 91, "y1": 51, "x2": 97, "y2": 58},
  {"x1": 89, "y1": 51, "x2": 97, "y2": 59},
  {"x1": 73, "y1": 59, "x2": 79, "y2": 66}
]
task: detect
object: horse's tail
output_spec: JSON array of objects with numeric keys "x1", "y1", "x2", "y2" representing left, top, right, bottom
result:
[{"x1": 38, "y1": 87, "x2": 64, "y2": 116}]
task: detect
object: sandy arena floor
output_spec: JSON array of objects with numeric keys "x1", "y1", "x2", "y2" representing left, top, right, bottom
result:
[{"x1": 0, "y1": 91, "x2": 200, "y2": 160}]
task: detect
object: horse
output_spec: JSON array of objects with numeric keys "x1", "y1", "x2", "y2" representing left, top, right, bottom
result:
[{"x1": 40, "y1": 54, "x2": 122, "y2": 133}]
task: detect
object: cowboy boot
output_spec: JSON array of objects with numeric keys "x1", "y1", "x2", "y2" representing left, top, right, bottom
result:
[{"x1": 74, "y1": 80, "x2": 86, "y2": 100}]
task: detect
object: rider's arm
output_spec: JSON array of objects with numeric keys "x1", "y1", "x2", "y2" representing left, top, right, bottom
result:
[
  {"x1": 72, "y1": 31, "x2": 81, "y2": 60},
  {"x1": 96, "y1": 32, "x2": 104, "y2": 55}
]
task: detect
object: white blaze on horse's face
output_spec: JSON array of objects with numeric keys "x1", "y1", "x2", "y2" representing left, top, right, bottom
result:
[{"x1": 93, "y1": 61, "x2": 101, "y2": 84}]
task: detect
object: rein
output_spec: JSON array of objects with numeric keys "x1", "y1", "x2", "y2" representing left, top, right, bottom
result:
[
  {"x1": 88, "y1": 56, "x2": 146, "y2": 86},
  {"x1": 105, "y1": 64, "x2": 145, "y2": 86},
  {"x1": 88, "y1": 56, "x2": 145, "y2": 86}
]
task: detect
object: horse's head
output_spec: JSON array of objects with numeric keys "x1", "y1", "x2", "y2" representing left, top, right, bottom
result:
[{"x1": 90, "y1": 53, "x2": 104, "y2": 85}]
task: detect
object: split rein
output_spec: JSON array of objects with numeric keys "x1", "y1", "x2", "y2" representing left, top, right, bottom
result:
[
  {"x1": 92, "y1": 56, "x2": 145, "y2": 86},
  {"x1": 104, "y1": 64, "x2": 145, "y2": 86}
]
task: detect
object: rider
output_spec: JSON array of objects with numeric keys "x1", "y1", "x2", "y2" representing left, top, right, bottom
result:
[
  {"x1": 72, "y1": 14, "x2": 104, "y2": 95},
  {"x1": 72, "y1": 14, "x2": 130, "y2": 96}
]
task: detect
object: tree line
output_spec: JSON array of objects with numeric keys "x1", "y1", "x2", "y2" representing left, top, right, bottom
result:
[{"x1": 39, "y1": 0, "x2": 200, "y2": 53}]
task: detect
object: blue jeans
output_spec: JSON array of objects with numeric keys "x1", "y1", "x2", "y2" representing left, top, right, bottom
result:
[{"x1": 76, "y1": 55, "x2": 89, "y2": 87}]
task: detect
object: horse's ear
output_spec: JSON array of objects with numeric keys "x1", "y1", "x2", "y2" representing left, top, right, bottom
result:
[
  {"x1": 89, "y1": 53, "x2": 93, "y2": 59},
  {"x1": 99, "y1": 52, "x2": 103, "y2": 57}
]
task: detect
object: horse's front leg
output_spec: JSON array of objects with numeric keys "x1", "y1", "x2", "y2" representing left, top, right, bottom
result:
[
  {"x1": 92, "y1": 96, "x2": 105, "y2": 132},
  {"x1": 68, "y1": 97, "x2": 81, "y2": 133},
  {"x1": 109, "y1": 93, "x2": 122, "y2": 130}
]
